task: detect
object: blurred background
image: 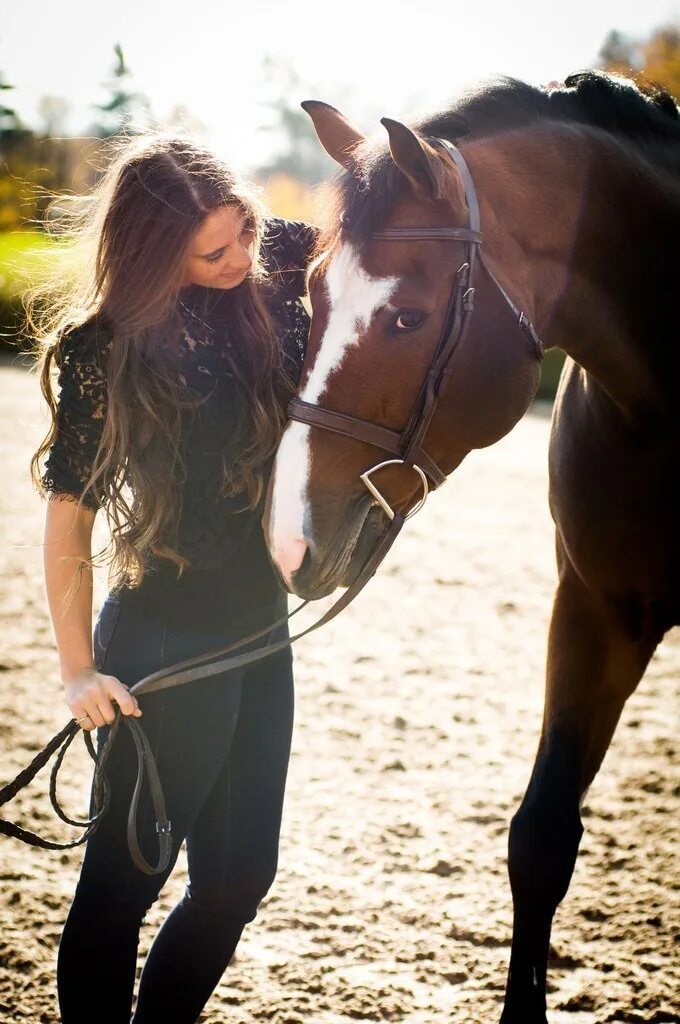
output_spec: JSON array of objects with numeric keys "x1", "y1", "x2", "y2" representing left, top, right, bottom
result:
[{"x1": 1, "y1": 0, "x2": 680, "y2": 399}]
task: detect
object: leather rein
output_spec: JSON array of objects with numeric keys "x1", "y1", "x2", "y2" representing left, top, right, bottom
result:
[{"x1": 0, "y1": 138, "x2": 543, "y2": 875}]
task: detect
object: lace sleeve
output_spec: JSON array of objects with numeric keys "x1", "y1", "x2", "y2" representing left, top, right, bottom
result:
[
  {"x1": 262, "y1": 217, "x2": 320, "y2": 297},
  {"x1": 41, "y1": 320, "x2": 111, "y2": 510}
]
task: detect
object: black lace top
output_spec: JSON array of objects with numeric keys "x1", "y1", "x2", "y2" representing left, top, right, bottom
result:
[{"x1": 41, "y1": 217, "x2": 318, "y2": 580}]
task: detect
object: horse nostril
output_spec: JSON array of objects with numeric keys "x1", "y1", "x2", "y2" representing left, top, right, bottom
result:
[{"x1": 276, "y1": 538, "x2": 308, "y2": 587}]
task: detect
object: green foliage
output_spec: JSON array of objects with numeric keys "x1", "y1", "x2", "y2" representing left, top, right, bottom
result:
[
  {"x1": 599, "y1": 22, "x2": 680, "y2": 100},
  {"x1": 0, "y1": 228, "x2": 52, "y2": 272},
  {"x1": 0, "y1": 67, "x2": 83, "y2": 233},
  {"x1": 0, "y1": 230, "x2": 52, "y2": 344},
  {"x1": 0, "y1": 42, "x2": 151, "y2": 233},
  {"x1": 0, "y1": 72, "x2": 22, "y2": 136}
]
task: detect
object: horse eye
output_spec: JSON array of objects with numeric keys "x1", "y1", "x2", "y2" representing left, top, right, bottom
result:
[{"x1": 394, "y1": 310, "x2": 425, "y2": 331}]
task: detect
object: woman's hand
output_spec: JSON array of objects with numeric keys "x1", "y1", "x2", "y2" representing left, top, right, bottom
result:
[{"x1": 63, "y1": 667, "x2": 142, "y2": 731}]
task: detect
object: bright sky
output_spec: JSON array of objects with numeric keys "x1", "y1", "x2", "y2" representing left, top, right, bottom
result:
[{"x1": 2, "y1": 0, "x2": 679, "y2": 173}]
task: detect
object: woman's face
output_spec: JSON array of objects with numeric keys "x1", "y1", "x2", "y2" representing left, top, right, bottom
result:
[{"x1": 183, "y1": 205, "x2": 256, "y2": 289}]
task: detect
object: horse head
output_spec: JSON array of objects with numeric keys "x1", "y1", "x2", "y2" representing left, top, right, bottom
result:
[{"x1": 265, "y1": 102, "x2": 542, "y2": 598}]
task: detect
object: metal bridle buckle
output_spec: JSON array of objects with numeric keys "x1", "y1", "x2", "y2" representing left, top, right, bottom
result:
[{"x1": 359, "y1": 459, "x2": 429, "y2": 522}]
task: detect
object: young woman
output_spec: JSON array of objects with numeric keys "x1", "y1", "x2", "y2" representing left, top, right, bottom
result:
[{"x1": 30, "y1": 132, "x2": 318, "y2": 1023}]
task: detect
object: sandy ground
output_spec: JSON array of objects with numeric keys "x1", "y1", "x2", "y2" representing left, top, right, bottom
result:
[{"x1": 0, "y1": 355, "x2": 678, "y2": 1024}]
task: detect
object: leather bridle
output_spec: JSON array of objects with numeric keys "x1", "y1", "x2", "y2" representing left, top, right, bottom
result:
[
  {"x1": 0, "y1": 138, "x2": 543, "y2": 875},
  {"x1": 289, "y1": 137, "x2": 543, "y2": 522}
]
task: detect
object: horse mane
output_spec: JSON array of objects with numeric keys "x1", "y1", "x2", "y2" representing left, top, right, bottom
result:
[
  {"x1": 423, "y1": 71, "x2": 680, "y2": 149},
  {"x1": 328, "y1": 71, "x2": 680, "y2": 245}
]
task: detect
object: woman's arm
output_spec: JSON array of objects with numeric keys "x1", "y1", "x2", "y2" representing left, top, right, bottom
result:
[
  {"x1": 39, "y1": 322, "x2": 142, "y2": 730},
  {"x1": 44, "y1": 494, "x2": 141, "y2": 730},
  {"x1": 44, "y1": 495, "x2": 98, "y2": 682}
]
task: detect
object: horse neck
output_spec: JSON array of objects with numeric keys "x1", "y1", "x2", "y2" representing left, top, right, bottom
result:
[{"x1": 463, "y1": 124, "x2": 680, "y2": 426}]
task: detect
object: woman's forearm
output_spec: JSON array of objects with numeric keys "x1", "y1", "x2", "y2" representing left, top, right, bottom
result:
[{"x1": 43, "y1": 495, "x2": 97, "y2": 683}]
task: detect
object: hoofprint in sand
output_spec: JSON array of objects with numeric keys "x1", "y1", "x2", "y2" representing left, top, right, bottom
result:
[{"x1": 1, "y1": 358, "x2": 677, "y2": 1023}]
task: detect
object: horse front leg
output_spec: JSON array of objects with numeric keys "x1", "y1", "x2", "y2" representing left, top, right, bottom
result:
[{"x1": 499, "y1": 545, "x2": 659, "y2": 1023}]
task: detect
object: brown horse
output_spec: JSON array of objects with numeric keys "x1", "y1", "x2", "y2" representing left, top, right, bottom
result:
[{"x1": 263, "y1": 73, "x2": 680, "y2": 1022}]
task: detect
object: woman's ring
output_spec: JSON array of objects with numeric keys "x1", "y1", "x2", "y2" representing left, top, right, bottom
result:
[{"x1": 76, "y1": 714, "x2": 91, "y2": 724}]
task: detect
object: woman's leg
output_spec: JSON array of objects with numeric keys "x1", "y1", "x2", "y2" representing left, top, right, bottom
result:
[
  {"x1": 57, "y1": 602, "x2": 245, "y2": 1024},
  {"x1": 132, "y1": 646, "x2": 295, "y2": 1023},
  {"x1": 57, "y1": 692, "x2": 178, "y2": 1023}
]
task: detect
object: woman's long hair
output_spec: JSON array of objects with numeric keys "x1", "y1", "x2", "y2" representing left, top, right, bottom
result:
[{"x1": 28, "y1": 131, "x2": 292, "y2": 597}]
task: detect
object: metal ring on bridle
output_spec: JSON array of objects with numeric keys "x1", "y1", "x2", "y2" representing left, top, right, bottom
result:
[{"x1": 359, "y1": 459, "x2": 429, "y2": 521}]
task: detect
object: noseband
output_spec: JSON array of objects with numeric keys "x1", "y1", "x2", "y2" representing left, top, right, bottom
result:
[{"x1": 288, "y1": 138, "x2": 544, "y2": 522}]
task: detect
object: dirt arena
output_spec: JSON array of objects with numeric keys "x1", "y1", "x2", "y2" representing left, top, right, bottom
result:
[{"x1": 1, "y1": 356, "x2": 678, "y2": 1023}]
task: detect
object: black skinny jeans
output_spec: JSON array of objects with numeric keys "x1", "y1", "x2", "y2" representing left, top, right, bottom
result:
[{"x1": 57, "y1": 554, "x2": 294, "y2": 1024}]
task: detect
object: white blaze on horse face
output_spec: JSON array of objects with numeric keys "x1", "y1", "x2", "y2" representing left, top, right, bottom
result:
[{"x1": 269, "y1": 244, "x2": 398, "y2": 587}]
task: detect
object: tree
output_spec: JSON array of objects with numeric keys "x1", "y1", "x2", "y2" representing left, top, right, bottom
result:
[
  {"x1": 599, "y1": 24, "x2": 680, "y2": 102},
  {"x1": 92, "y1": 43, "x2": 150, "y2": 137},
  {"x1": 37, "y1": 96, "x2": 71, "y2": 137},
  {"x1": 0, "y1": 72, "x2": 37, "y2": 230},
  {"x1": 598, "y1": 30, "x2": 637, "y2": 74},
  {"x1": 0, "y1": 73, "x2": 23, "y2": 142},
  {"x1": 642, "y1": 26, "x2": 680, "y2": 101},
  {"x1": 256, "y1": 57, "x2": 338, "y2": 186}
]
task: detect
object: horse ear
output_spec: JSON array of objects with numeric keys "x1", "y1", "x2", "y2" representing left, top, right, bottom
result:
[
  {"x1": 381, "y1": 117, "x2": 460, "y2": 204},
  {"x1": 301, "y1": 100, "x2": 365, "y2": 169}
]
